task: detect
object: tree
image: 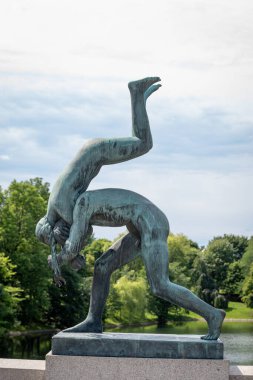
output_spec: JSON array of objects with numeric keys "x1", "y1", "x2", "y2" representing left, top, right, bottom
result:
[
  {"x1": 212, "y1": 234, "x2": 248, "y2": 261},
  {"x1": 83, "y1": 238, "x2": 112, "y2": 276},
  {"x1": 240, "y1": 236, "x2": 253, "y2": 274},
  {"x1": 224, "y1": 261, "x2": 244, "y2": 297},
  {"x1": 204, "y1": 238, "x2": 236, "y2": 292},
  {"x1": 47, "y1": 266, "x2": 91, "y2": 329},
  {"x1": 242, "y1": 263, "x2": 253, "y2": 308},
  {"x1": 192, "y1": 255, "x2": 216, "y2": 304},
  {"x1": 147, "y1": 292, "x2": 172, "y2": 326},
  {"x1": 0, "y1": 253, "x2": 22, "y2": 333},
  {"x1": 203, "y1": 235, "x2": 249, "y2": 300},
  {"x1": 168, "y1": 234, "x2": 200, "y2": 289},
  {"x1": 112, "y1": 273, "x2": 147, "y2": 324},
  {"x1": 0, "y1": 178, "x2": 51, "y2": 326}
]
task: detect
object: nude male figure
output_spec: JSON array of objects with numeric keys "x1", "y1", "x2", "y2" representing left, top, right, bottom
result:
[
  {"x1": 35, "y1": 77, "x2": 161, "y2": 277},
  {"x1": 56, "y1": 188, "x2": 225, "y2": 341}
]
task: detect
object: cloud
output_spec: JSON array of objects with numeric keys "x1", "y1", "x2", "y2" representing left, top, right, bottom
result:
[
  {"x1": 0, "y1": 155, "x2": 10, "y2": 160},
  {"x1": 0, "y1": 0, "x2": 252, "y2": 244}
]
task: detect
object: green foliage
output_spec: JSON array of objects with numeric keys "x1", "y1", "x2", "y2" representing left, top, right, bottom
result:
[
  {"x1": 47, "y1": 266, "x2": 91, "y2": 328},
  {"x1": 204, "y1": 238, "x2": 235, "y2": 291},
  {"x1": 110, "y1": 273, "x2": 147, "y2": 324},
  {"x1": 83, "y1": 238, "x2": 112, "y2": 276},
  {"x1": 212, "y1": 234, "x2": 248, "y2": 261},
  {"x1": 242, "y1": 263, "x2": 253, "y2": 308},
  {"x1": 0, "y1": 179, "x2": 51, "y2": 326},
  {"x1": 0, "y1": 253, "x2": 22, "y2": 332},
  {"x1": 224, "y1": 261, "x2": 244, "y2": 295},
  {"x1": 241, "y1": 237, "x2": 253, "y2": 274},
  {"x1": 200, "y1": 235, "x2": 249, "y2": 302},
  {"x1": 168, "y1": 234, "x2": 200, "y2": 288},
  {"x1": 213, "y1": 294, "x2": 229, "y2": 309},
  {"x1": 192, "y1": 255, "x2": 216, "y2": 303},
  {"x1": 105, "y1": 285, "x2": 123, "y2": 321},
  {"x1": 147, "y1": 291, "x2": 172, "y2": 326},
  {"x1": 0, "y1": 178, "x2": 49, "y2": 254},
  {"x1": 0, "y1": 178, "x2": 95, "y2": 329}
]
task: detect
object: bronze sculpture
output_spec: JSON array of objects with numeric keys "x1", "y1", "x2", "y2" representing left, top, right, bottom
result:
[{"x1": 36, "y1": 77, "x2": 225, "y2": 340}]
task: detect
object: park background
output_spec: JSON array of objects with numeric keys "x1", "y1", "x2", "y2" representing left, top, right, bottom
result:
[{"x1": 0, "y1": 0, "x2": 252, "y2": 364}]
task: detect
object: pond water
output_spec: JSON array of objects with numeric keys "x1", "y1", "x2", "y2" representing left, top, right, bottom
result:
[
  {"x1": 0, "y1": 322, "x2": 252, "y2": 364},
  {"x1": 109, "y1": 321, "x2": 253, "y2": 365}
]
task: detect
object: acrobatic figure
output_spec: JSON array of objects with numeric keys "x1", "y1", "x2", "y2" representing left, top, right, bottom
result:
[
  {"x1": 54, "y1": 188, "x2": 225, "y2": 341},
  {"x1": 36, "y1": 76, "x2": 225, "y2": 340},
  {"x1": 36, "y1": 77, "x2": 161, "y2": 280}
]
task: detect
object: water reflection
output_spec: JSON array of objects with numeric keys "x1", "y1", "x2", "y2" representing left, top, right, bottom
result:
[{"x1": 0, "y1": 331, "x2": 55, "y2": 360}]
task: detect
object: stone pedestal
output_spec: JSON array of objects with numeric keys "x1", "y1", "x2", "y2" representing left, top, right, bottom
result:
[
  {"x1": 52, "y1": 332, "x2": 224, "y2": 359},
  {"x1": 45, "y1": 332, "x2": 229, "y2": 379},
  {"x1": 46, "y1": 353, "x2": 229, "y2": 380}
]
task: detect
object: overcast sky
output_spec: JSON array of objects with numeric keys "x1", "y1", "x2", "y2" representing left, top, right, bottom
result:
[{"x1": 0, "y1": 0, "x2": 252, "y2": 246}]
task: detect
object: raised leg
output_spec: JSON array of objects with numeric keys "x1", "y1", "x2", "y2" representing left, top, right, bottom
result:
[
  {"x1": 64, "y1": 233, "x2": 141, "y2": 332},
  {"x1": 100, "y1": 77, "x2": 161, "y2": 165},
  {"x1": 128, "y1": 77, "x2": 161, "y2": 149},
  {"x1": 141, "y1": 235, "x2": 225, "y2": 340}
]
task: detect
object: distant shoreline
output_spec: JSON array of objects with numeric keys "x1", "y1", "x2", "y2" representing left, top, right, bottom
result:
[{"x1": 6, "y1": 319, "x2": 253, "y2": 336}]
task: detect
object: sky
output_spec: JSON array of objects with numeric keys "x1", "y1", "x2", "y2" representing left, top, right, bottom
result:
[{"x1": 0, "y1": 0, "x2": 252, "y2": 246}]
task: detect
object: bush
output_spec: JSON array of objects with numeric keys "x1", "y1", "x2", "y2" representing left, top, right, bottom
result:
[{"x1": 214, "y1": 294, "x2": 228, "y2": 309}]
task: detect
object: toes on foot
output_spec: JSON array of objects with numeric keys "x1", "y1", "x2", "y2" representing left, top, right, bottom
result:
[{"x1": 128, "y1": 77, "x2": 161, "y2": 92}]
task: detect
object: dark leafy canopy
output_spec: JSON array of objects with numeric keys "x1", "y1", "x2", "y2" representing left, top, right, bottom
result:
[
  {"x1": 0, "y1": 253, "x2": 22, "y2": 333},
  {"x1": 241, "y1": 237, "x2": 253, "y2": 307},
  {"x1": 0, "y1": 178, "x2": 93, "y2": 329},
  {"x1": 212, "y1": 234, "x2": 248, "y2": 261},
  {"x1": 242, "y1": 263, "x2": 253, "y2": 307},
  {"x1": 0, "y1": 179, "x2": 51, "y2": 326},
  {"x1": 47, "y1": 266, "x2": 91, "y2": 328},
  {"x1": 241, "y1": 236, "x2": 253, "y2": 273},
  {"x1": 204, "y1": 238, "x2": 236, "y2": 290},
  {"x1": 203, "y1": 235, "x2": 248, "y2": 291}
]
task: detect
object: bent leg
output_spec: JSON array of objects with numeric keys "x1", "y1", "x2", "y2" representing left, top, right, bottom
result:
[
  {"x1": 64, "y1": 233, "x2": 141, "y2": 332},
  {"x1": 101, "y1": 77, "x2": 161, "y2": 165},
  {"x1": 141, "y1": 237, "x2": 225, "y2": 340}
]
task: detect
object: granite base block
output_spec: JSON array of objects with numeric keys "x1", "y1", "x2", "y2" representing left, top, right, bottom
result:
[
  {"x1": 0, "y1": 358, "x2": 45, "y2": 380},
  {"x1": 52, "y1": 332, "x2": 224, "y2": 359},
  {"x1": 46, "y1": 353, "x2": 229, "y2": 380}
]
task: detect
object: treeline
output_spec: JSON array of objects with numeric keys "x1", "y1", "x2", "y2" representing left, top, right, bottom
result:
[{"x1": 0, "y1": 178, "x2": 252, "y2": 334}]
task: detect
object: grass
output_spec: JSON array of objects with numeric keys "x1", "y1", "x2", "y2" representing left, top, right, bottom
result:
[
  {"x1": 105, "y1": 301, "x2": 253, "y2": 328},
  {"x1": 182, "y1": 301, "x2": 253, "y2": 320},
  {"x1": 223, "y1": 301, "x2": 253, "y2": 319}
]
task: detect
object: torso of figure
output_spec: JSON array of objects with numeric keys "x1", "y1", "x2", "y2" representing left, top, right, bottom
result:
[
  {"x1": 80, "y1": 188, "x2": 169, "y2": 234},
  {"x1": 46, "y1": 139, "x2": 105, "y2": 225}
]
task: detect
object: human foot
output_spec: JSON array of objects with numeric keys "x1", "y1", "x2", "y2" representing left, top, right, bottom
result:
[
  {"x1": 63, "y1": 318, "x2": 103, "y2": 333},
  {"x1": 144, "y1": 83, "x2": 162, "y2": 102},
  {"x1": 201, "y1": 309, "x2": 226, "y2": 340},
  {"x1": 128, "y1": 77, "x2": 161, "y2": 94}
]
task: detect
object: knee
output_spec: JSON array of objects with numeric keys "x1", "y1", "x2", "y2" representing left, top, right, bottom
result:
[
  {"x1": 149, "y1": 279, "x2": 162, "y2": 297},
  {"x1": 140, "y1": 139, "x2": 153, "y2": 153},
  {"x1": 150, "y1": 279, "x2": 172, "y2": 299}
]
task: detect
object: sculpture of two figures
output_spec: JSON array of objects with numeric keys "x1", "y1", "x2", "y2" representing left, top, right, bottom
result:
[{"x1": 36, "y1": 77, "x2": 225, "y2": 340}]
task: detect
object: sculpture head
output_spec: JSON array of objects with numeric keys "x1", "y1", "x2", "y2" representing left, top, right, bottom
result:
[{"x1": 35, "y1": 216, "x2": 53, "y2": 246}]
